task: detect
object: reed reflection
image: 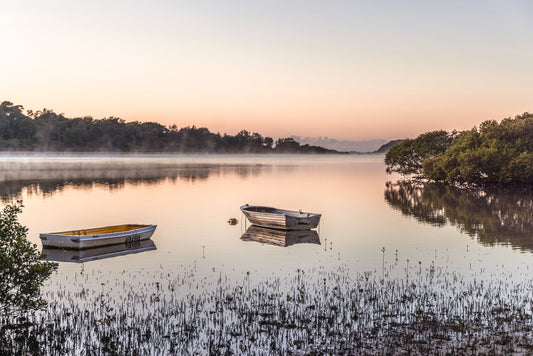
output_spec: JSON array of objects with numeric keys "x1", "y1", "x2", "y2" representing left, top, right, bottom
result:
[
  {"x1": 0, "y1": 161, "x2": 281, "y2": 202},
  {"x1": 385, "y1": 181, "x2": 533, "y2": 251},
  {"x1": 241, "y1": 225, "x2": 320, "y2": 247}
]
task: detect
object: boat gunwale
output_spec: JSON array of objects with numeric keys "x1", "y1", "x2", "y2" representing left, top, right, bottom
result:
[
  {"x1": 240, "y1": 205, "x2": 320, "y2": 218},
  {"x1": 41, "y1": 224, "x2": 156, "y2": 239}
]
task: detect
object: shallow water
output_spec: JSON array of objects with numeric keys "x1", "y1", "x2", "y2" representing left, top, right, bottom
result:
[
  {"x1": 2, "y1": 153, "x2": 533, "y2": 353},
  {"x1": 0, "y1": 153, "x2": 528, "y2": 280}
]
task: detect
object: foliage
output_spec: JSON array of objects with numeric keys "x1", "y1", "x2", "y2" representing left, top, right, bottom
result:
[
  {"x1": 384, "y1": 130, "x2": 453, "y2": 176},
  {"x1": 0, "y1": 101, "x2": 339, "y2": 154},
  {"x1": 0, "y1": 201, "x2": 57, "y2": 315},
  {"x1": 385, "y1": 113, "x2": 533, "y2": 185}
]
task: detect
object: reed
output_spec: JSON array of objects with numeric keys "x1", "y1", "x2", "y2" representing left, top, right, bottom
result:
[{"x1": 1, "y1": 253, "x2": 532, "y2": 355}]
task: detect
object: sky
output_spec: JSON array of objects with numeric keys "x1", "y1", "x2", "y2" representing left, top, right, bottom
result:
[{"x1": 1, "y1": 0, "x2": 532, "y2": 141}]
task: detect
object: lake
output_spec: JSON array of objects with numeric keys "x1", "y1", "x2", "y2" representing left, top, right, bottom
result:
[{"x1": 1, "y1": 153, "x2": 532, "y2": 354}]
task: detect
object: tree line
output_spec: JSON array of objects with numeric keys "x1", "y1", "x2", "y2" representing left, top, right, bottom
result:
[
  {"x1": 385, "y1": 112, "x2": 533, "y2": 185},
  {"x1": 0, "y1": 101, "x2": 339, "y2": 154}
]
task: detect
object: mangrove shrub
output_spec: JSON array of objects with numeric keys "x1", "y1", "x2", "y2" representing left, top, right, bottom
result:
[
  {"x1": 0, "y1": 202, "x2": 57, "y2": 315},
  {"x1": 385, "y1": 113, "x2": 533, "y2": 185}
]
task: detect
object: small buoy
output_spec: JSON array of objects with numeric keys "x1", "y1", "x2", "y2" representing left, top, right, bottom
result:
[{"x1": 227, "y1": 218, "x2": 238, "y2": 225}]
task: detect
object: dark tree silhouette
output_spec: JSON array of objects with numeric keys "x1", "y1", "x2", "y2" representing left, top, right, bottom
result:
[
  {"x1": 0, "y1": 202, "x2": 57, "y2": 315},
  {"x1": 0, "y1": 202, "x2": 58, "y2": 354},
  {"x1": 0, "y1": 100, "x2": 341, "y2": 154}
]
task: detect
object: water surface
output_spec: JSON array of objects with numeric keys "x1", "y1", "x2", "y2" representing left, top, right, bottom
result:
[
  {"x1": 3, "y1": 153, "x2": 533, "y2": 353},
  {"x1": 0, "y1": 153, "x2": 529, "y2": 282}
]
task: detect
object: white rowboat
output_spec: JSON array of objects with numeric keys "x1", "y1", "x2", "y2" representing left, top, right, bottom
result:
[
  {"x1": 40, "y1": 224, "x2": 157, "y2": 249},
  {"x1": 240, "y1": 205, "x2": 321, "y2": 230}
]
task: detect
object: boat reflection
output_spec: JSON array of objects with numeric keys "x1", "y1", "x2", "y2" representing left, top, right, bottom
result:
[
  {"x1": 41, "y1": 239, "x2": 157, "y2": 263},
  {"x1": 241, "y1": 225, "x2": 320, "y2": 247}
]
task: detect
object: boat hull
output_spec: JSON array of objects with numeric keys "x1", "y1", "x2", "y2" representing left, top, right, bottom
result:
[
  {"x1": 40, "y1": 224, "x2": 157, "y2": 249},
  {"x1": 240, "y1": 205, "x2": 321, "y2": 230}
]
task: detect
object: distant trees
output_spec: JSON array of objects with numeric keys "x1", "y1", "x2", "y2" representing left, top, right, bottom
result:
[
  {"x1": 274, "y1": 138, "x2": 300, "y2": 152},
  {"x1": 0, "y1": 101, "x2": 339, "y2": 154},
  {"x1": 0, "y1": 102, "x2": 35, "y2": 149},
  {"x1": 274, "y1": 137, "x2": 338, "y2": 153},
  {"x1": 385, "y1": 113, "x2": 533, "y2": 185}
]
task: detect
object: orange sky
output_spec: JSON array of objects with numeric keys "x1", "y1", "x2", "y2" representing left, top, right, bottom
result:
[{"x1": 1, "y1": 1, "x2": 532, "y2": 140}]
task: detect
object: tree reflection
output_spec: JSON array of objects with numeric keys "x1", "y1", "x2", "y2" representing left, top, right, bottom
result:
[
  {"x1": 0, "y1": 162, "x2": 281, "y2": 202},
  {"x1": 385, "y1": 181, "x2": 533, "y2": 251}
]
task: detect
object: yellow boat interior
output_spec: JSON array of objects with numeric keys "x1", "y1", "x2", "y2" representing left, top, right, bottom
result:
[{"x1": 52, "y1": 224, "x2": 148, "y2": 236}]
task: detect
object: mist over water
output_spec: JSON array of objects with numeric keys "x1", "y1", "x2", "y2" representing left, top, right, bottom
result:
[{"x1": 0, "y1": 156, "x2": 277, "y2": 203}]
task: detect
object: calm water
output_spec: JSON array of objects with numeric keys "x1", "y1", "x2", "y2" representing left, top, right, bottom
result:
[
  {"x1": 3, "y1": 153, "x2": 533, "y2": 353},
  {"x1": 1, "y1": 153, "x2": 531, "y2": 284}
]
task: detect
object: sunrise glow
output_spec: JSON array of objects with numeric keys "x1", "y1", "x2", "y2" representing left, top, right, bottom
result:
[{"x1": 1, "y1": 0, "x2": 532, "y2": 140}]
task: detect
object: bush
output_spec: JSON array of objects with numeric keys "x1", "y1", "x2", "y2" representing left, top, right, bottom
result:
[
  {"x1": 386, "y1": 113, "x2": 533, "y2": 185},
  {"x1": 0, "y1": 201, "x2": 57, "y2": 315}
]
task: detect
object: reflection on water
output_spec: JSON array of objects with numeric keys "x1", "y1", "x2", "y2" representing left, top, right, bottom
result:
[
  {"x1": 5, "y1": 154, "x2": 531, "y2": 279},
  {"x1": 241, "y1": 225, "x2": 320, "y2": 247},
  {"x1": 0, "y1": 159, "x2": 286, "y2": 202},
  {"x1": 385, "y1": 180, "x2": 533, "y2": 251},
  {"x1": 41, "y1": 239, "x2": 157, "y2": 263},
  {"x1": 3, "y1": 154, "x2": 533, "y2": 353}
]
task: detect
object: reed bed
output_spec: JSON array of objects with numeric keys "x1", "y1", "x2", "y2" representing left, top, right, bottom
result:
[{"x1": 1, "y1": 258, "x2": 532, "y2": 355}]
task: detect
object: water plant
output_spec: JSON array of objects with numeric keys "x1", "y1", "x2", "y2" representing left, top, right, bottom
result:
[{"x1": 1, "y1": 254, "x2": 531, "y2": 355}]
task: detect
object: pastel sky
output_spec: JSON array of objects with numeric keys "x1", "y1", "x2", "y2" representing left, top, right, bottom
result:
[{"x1": 1, "y1": 0, "x2": 532, "y2": 140}]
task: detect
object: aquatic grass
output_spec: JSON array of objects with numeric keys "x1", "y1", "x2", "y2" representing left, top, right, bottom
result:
[{"x1": 1, "y1": 257, "x2": 532, "y2": 355}]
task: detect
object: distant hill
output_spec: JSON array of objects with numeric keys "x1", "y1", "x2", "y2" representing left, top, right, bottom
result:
[
  {"x1": 291, "y1": 136, "x2": 404, "y2": 154},
  {"x1": 291, "y1": 136, "x2": 387, "y2": 152},
  {"x1": 374, "y1": 139, "x2": 405, "y2": 153}
]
